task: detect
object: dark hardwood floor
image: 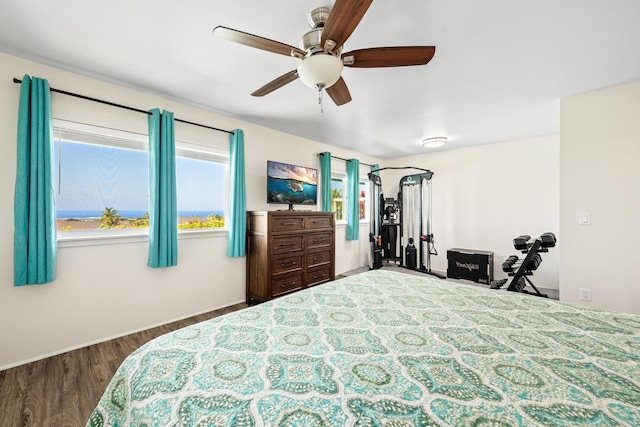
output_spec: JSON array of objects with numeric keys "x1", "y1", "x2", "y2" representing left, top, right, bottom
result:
[{"x1": 0, "y1": 302, "x2": 248, "y2": 427}]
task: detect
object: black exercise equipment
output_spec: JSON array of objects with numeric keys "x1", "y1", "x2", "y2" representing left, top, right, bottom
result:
[
  {"x1": 540, "y1": 232, "x2": 556, "y2": 248},
  {"x1": 405, "y1": 237, "x2": 417, "y2": 269},
  {"x1": 369, "y1": 173, "x2": 386, "y2": 269},
  {"x1": 399, "y1": 172, "x2": 444, "y2": 278},
  {"x1": 446, "y1": 248, "x2": 494, "y2": 284},
  {"x1": 490, "y1": 232, "x2": 557, "y2": 297},
  {"x1": 368, "y1": 167, "x2": 444, "y2": 279},
  {"x1": 513, "y1": 235, "x2": 532, "y2": 252},
  {"x1": 381, "y1": 198, "x2": 400, "y2": 261}
]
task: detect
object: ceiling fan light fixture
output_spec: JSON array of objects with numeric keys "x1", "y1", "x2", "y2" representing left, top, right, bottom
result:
[
  {"x1": 422, "y1": 136, "x2": 447, "y2": 148},
  {"x1": 297, "y1": 54, "x2": 344, "y2": 90}
]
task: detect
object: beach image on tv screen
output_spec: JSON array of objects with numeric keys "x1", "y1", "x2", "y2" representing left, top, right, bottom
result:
[{"x1": 267, "y1": 161, "x2": 317, "y2": 205}]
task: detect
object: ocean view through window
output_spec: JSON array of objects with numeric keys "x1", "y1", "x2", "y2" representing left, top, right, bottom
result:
[{"x1": 53, "y1": 120, "x2": 228, "y2": 234}]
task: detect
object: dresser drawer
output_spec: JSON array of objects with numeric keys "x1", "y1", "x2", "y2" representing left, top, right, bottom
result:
[
  {"x1": 272, "y1": 254, "x2": 303, "y2": 275},
  {"x1": 306, "y1": 232, "x2": 332, "y2": 249},
  {"x1": 306, "y1": 265, "x2": 332, "y2": 287},
  {"x1": 307, "y1": 250, "x2": 331, "y2": 268},
  {"x1": 272, "y1": 272, "x2": 304, "y2": 297},
  {"x1": 305, "y1": 215, "x2": 333, "y2": 230},
  {"x1": 271, "y1": 216, "x2": 304, "y2": 232},
  {"x1": 272, "y1": 235, "x2": 304, "y2": 253}
]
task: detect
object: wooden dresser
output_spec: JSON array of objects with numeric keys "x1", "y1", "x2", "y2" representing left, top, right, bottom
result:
[{"x1": 246, "y1": 211, "x2": 335, "y2": 304}]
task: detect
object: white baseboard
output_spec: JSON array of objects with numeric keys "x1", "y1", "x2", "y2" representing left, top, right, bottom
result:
[{"x1": 0, "y1": 299, "x2": 246, "y2": 372}]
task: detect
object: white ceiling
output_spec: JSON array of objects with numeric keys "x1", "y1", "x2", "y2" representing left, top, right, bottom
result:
[{"x1": 1, "y1": 0, "x2": 639, "y2": 159}]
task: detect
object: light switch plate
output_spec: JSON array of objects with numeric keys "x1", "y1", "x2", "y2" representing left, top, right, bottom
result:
[{"x1": 579, "y1": 213, "x2": 591, "y2": 225}]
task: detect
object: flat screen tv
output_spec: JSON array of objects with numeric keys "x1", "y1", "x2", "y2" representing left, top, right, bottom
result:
[{"x1": 267, "y1": 160, "x2": 318, "y2": 209}]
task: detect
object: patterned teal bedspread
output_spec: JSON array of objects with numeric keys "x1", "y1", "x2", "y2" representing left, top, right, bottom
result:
[{"x1": 88, "y1": 270, "x2": 640, "y2": 426}]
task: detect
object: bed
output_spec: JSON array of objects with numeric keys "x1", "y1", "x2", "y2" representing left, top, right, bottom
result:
[{"x1": 87, "y1": 269, "x2": 640, "y2": 426}]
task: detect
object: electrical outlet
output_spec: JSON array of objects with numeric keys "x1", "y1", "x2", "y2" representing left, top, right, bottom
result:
[{"x1": 579, "y1": 288, "x2": 592, "y2": 301}]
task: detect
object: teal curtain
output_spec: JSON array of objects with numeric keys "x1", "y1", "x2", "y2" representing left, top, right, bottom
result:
[
  {"x1": 148, "y1": 109, "x2": 178, "y2": 268},
  {"x1": 346, "y1": 158, "x2": 360, "y2": 240},
  {"x1": 14, "y1": 75, "x2": 57, "y2": 285},
  {"x1": 371, "y1": 163, "x2": 380, "y2": 176},
  {"x1": 227, "y1": 129, "x2": 246, "y2": 257},
  {"x1": 319, "y1": 152, "x2": 332, "y2": 212}
]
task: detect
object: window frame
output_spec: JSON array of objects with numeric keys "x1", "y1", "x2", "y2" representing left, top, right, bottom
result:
[
  {"x1": 330, "y1": 173, "x2": 347, "y2": 224},
  {"x1": 358, "y1": 176, "x2": 370, "y2": 224},
  {"x1": 53, "y1": 119, "x2": 230, "y2": 247},
  {"x1": 330, "y1": 171, "x2": 370, "y2": 225},
  {"x1": 174, "y1": 141, "x2": 230, "y2": 234}
]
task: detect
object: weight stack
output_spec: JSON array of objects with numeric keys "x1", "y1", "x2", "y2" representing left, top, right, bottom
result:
[
  {"x1": 373, "y1": 248, "x2": 383, "y2": 269},
  {"x1": 405, "y1": 245, "x2": 417, "y2": 269}
]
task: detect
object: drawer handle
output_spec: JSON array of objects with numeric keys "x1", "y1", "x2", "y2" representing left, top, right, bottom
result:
[
  {"x1": 280, "y1": 281, "x2": 296, "y2": 288},
  {"x1": 280, "y1": 222, "x2": 298, "y2": 225},
  {"x1": 280, "y1": 242, "x2": 295, "y2": 247},
  {"x1": 280, "y1": 261, "x2": 297, "y2": 267},
  {"x1": 312, "y1": 257, "x2": 319, "y2": 261},
  {"x1": 313, "y1": 239, "x2": 326, "y2": 243},
  {"x1": 313, "y1": 274, "x2": 326, "y2": 280}
]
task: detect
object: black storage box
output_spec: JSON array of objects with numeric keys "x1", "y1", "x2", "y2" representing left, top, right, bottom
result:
[{"x1": 447, "y1": 248, "x2": 494, "y2": 284}]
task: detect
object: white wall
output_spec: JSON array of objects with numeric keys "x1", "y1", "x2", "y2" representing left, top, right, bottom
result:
[
  {"x1": 0, "y1": 52, "x2": 378, "y2": 369},
  {"x1": 382, "y1": 136, "x2": 560, "y2": 290},
  {"x1": 560, "y1": 80, "x2": 640, "y2": 314}
]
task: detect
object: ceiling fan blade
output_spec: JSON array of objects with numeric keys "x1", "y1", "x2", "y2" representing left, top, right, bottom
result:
[
  {"x1": 213, "y1": 26, "x2": 305, "y2": 57},
  {"x1": 252, "y1": 70, "x2": 299, "y2": 97},
  {"x1": 343, "y1": 46, "x2": 436, "y2": 68},
  {"x1": 321, "y1": 0, "x2": 373, "y2": 51},
  {"x1": 326, "y1": 77, "x2": 352, "y2": 106}
]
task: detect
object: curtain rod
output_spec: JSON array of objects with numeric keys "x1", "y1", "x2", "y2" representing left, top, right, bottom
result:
[
  {"x1": 372, "y1": 166, "x2": 431, "y2": 173},
  {"x1": 318, "y1": 152, "x2": 373, "y2": 167},
  {"x1": 12, "y1": 78, "x2": 234, "y2": 135}
]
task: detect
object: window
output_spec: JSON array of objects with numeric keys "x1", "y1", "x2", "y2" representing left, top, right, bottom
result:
[
  {"x1": 175, "y1": 145, "x2": 228, "y2": 230},
  {"x1": 330, "y1": 173, "x2": 369, "y2": 223},
  {"x1": 359, "y1": 179, "x2": 369, "y2": 222},
  {"x1": 331, "y1": 176, "x2": 345, "y2": 221},
  {"x1": 53, "y1": 120, "x2": 228, "y2": 238},
  {"x1": 54, "y1": 121, "x2": 149, "y2": 233}
]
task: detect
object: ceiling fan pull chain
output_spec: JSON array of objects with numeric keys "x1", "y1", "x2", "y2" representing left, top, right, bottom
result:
[{"x1": 318, "y1": 86, "x2": 324, "y2": 116}]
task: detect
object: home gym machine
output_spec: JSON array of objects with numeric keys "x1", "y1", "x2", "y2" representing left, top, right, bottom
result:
[
  {"x1": 490, "y1": 232, "x2": 557, "y2": 297},
  {"x1": 368, "y1": 167, "x2": 445, "y2": 279}
]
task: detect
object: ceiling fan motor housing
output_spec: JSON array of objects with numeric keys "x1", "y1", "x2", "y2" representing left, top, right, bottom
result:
[
  {"x1": 308, "y1": 7, "x2": 331, "y2": 29},
  {"x1": 300, "y1": 29, "x2": 323, "y2": 54},
  {"x1": 300, "y1": 7, "x2": 341, "y2": 56}
]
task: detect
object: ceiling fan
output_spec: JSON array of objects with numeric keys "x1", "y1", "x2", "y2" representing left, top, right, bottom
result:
[{"x1": 212, "y1": 0, "x2": 436, "y2": 107}]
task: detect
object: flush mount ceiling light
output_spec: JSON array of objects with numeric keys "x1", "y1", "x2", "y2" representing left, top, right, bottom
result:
[{"x1": 422, "y1": 136, "x2": 447, "y2": 148}]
